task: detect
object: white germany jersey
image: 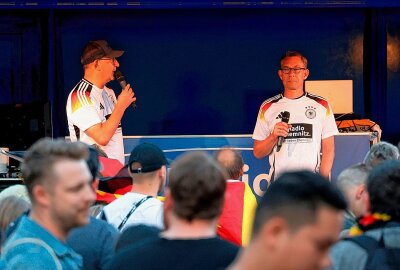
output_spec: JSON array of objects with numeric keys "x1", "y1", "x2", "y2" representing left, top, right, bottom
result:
[
  {"x1": 252, "y1": 92, "x2": 339, "y2": 181},
  {"x1": 101, "y1": 192, "x2": 164, "y2": 231},
  {"x1": 66, "y1": 79, "x2": 124, "y2": 164}
]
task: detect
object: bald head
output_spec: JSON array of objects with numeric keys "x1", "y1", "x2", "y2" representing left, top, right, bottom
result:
[{"x1": 214, "y1": 148, "x2": 244, "y2": 180}]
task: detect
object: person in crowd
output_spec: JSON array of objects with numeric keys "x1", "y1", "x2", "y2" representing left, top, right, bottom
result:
[
  {"x1": 114, "y1": 224, "x2": 160, "y2": 251},
  {"x1": 0, "y1": 184, "x2": 30, "y2": 204},
  {"x1": 107, "y1": 151, "x2": 239, "y2": 270},
  {"x1": 67, "y1": 146, "x2": 119, "y2": 270},
  {"x1": 214, "y1": 147, "x2": 257, "y2": 246},
  {"x1": 214, "y1": 147, "x2": 245, "y2": 181},
  {"x1": 66, "y1": 39, "x2": 136, "y2": 164},
  {"x1": 99, "y1": 142, "x2": 167, "y2": 230},
  {"x1": 0, "y1": 196, "x2": 30, "y2": 231},
  {"x1": 0, "y1": 138, "x2": 95, "y2": 269},
  {"x1": 335, "y1": 163, "x2": 371, "y2": 238},
  {"x1": 252, "y1": 51, "x2": 338, "y2": 181},
  {"x1": 229, "y1": 170, "x2": 347, "y2": 270},
  {"x1": 363, "y1": 141, "x2": 399, "y2": 168},
  {"x1": 0, "y1": 196, "x2": 30, "y2": 248},
  {"x1": 329, "y1": 160, "x2": 400, "y2": 270}
]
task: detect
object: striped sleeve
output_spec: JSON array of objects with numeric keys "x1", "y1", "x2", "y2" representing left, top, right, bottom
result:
[
  {"x1": 70, "y1": 80, "x2": 93, "y2": 113},
  {"x1": 252, "y1": 94, "x2": 282, "y2": 141},
  {"x1": 68, "y1": 80, "x2": 101, "y2": 132}
]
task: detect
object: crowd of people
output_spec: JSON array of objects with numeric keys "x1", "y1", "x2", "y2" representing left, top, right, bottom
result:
[
  {"x1": 0, "y1": 139, "x2": 399, "y2": 270},
  {"x1": 0, "y1": 43, "x2": 400, "y2": 269}
]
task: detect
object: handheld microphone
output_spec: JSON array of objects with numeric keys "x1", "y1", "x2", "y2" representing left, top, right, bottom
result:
[
  {"x1": 276, "y1": 111, "x2": 290, "y2": 152},
  {"x1": 115, "y1": 69, "x2": 136, "y2": 109}
]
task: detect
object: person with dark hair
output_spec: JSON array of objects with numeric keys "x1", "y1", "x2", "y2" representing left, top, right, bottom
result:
[
  {"x1": 214, "y1": 147, "x2": 257, "y2": 246},
  {"x1": 99, "y1": 142, "x2": 167, "y2": 230},
  {"x1": 114, "y1": 224, "x2": 160, "y2": 251},
  {"x1": 107, "y1": 151, "x2": 239, "y2": 270},
  {"x1": 0, "y1": 138, "x2": 95, "y2": 269},
  {"x1": 329, "y1": 160, "x2": 400, "y2": 270},
  {"x1": 336, "y1": 163, "x2": 371, "y2": 238},
  {"x1": 363, "y1": 141, "x2": 399, "y2": 168},
  {"x1": 85, "y1": 146, "x2": 102, "y2": 182},
  {"x1": 253, "y1": 51, "x2": 338, "y2": 181},
  {"x1": 67, "y1": 146, "x2": 119, "y2": 270},
  {"x1": 229, "y1": 170, "x2": 347, "y2": 270},
  {"x1": 66, "y1": 40, "x2": 136, "y2": 165}
]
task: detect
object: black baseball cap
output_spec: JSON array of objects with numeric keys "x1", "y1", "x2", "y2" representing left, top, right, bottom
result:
[
  {"x1": 80, "y1": 40, "x2": 124, "y2": 65},
  {"x1": 128, "y1": 143, "x2": 168, "y2": 174}
]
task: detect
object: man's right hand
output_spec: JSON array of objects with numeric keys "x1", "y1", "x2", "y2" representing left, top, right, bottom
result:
[
  {"x1": 117, "y1": 83, "x2": 136, "y2": 110},
  {"x1": 85, "y1": 84, "x2": 136, "y2": 146},
  {"x1": 271, "y1": 122, "x2": 291, "y2": 139},
  {"x1": 253, "y1": 122, "x2": 292, "y2": 159}
]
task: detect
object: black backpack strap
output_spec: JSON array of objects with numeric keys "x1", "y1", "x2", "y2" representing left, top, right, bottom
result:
[
  {"x1": 345, "y1": 230, "x2": 400, "y2": 270},
  {"x1": 344, "y1": 222, "x2": 400, "y2": 253},
  {"x1": 345, "y1": 235, "x2": 381, "y2": 255}
]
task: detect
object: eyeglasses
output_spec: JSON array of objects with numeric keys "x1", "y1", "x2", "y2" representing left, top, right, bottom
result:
[
  {"x1": 280, "y1": 67, "x2": 307, "y2": 74},
  {"x1": 99, "y1": 58, "x2": 117, "y2": 65}
]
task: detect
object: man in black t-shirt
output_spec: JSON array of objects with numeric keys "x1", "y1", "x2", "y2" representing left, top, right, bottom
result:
[{"x1": 107, "y1": 151, "x2": 239, "y2": 270}]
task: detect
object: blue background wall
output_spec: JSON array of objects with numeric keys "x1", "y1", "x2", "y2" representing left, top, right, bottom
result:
[{"x1": 0, "y1": 2, "x2": 399, "y2": 150}]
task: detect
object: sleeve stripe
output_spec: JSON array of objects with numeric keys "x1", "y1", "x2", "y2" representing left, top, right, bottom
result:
[
  {"x1": 258, "y1": 94, "x2": 282, "y2": 121},
  {"x1": 71, "y1": 80, "x2": 93, "y2": 112},
  {"x1": 306, "y1": 92, "x2": 331, "y2": 116},
  {"x1": 77, "y1": 81, "x2": 92, "y2": 106}
]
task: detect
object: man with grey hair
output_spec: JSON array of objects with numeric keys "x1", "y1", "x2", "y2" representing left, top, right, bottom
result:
[
  {"x1": 336, "y1": 163, "x2": 371, "y2": 238},
  {"x1": 363, "y1": 141, "x2": 399, "y2": 168},
  {"x1": 329, "y1": 160, "x2": 400, "y2": 270}
]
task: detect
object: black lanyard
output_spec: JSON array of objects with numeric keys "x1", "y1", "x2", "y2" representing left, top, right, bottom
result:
[{"x1": 118, "y1": 196, "x2": 152, "y2": 231}]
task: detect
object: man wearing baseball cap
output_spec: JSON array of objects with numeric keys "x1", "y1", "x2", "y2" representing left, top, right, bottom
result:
[
  {"x1": 66, "y1": 40, "x2": 136, "y2": 165},
  {"x1": 99, "y1": 142, "x2": 167, "y2": 231}
]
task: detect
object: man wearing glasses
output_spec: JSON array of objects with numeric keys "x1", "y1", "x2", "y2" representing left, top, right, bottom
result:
[
  {"x1": 252, "y1": 51, "x2": 338, "y2": 182},
  {"x1": 66, "y1": 40, "x2": 136, "y2": 165}
]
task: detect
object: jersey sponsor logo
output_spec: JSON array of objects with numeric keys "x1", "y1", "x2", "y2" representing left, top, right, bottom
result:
[
  {"x1": 285, "y1": 123, "x2": 313, "y2": 143},
  {"x1": 305, "y1": 106, "x2": 316, "y2": 119}
]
